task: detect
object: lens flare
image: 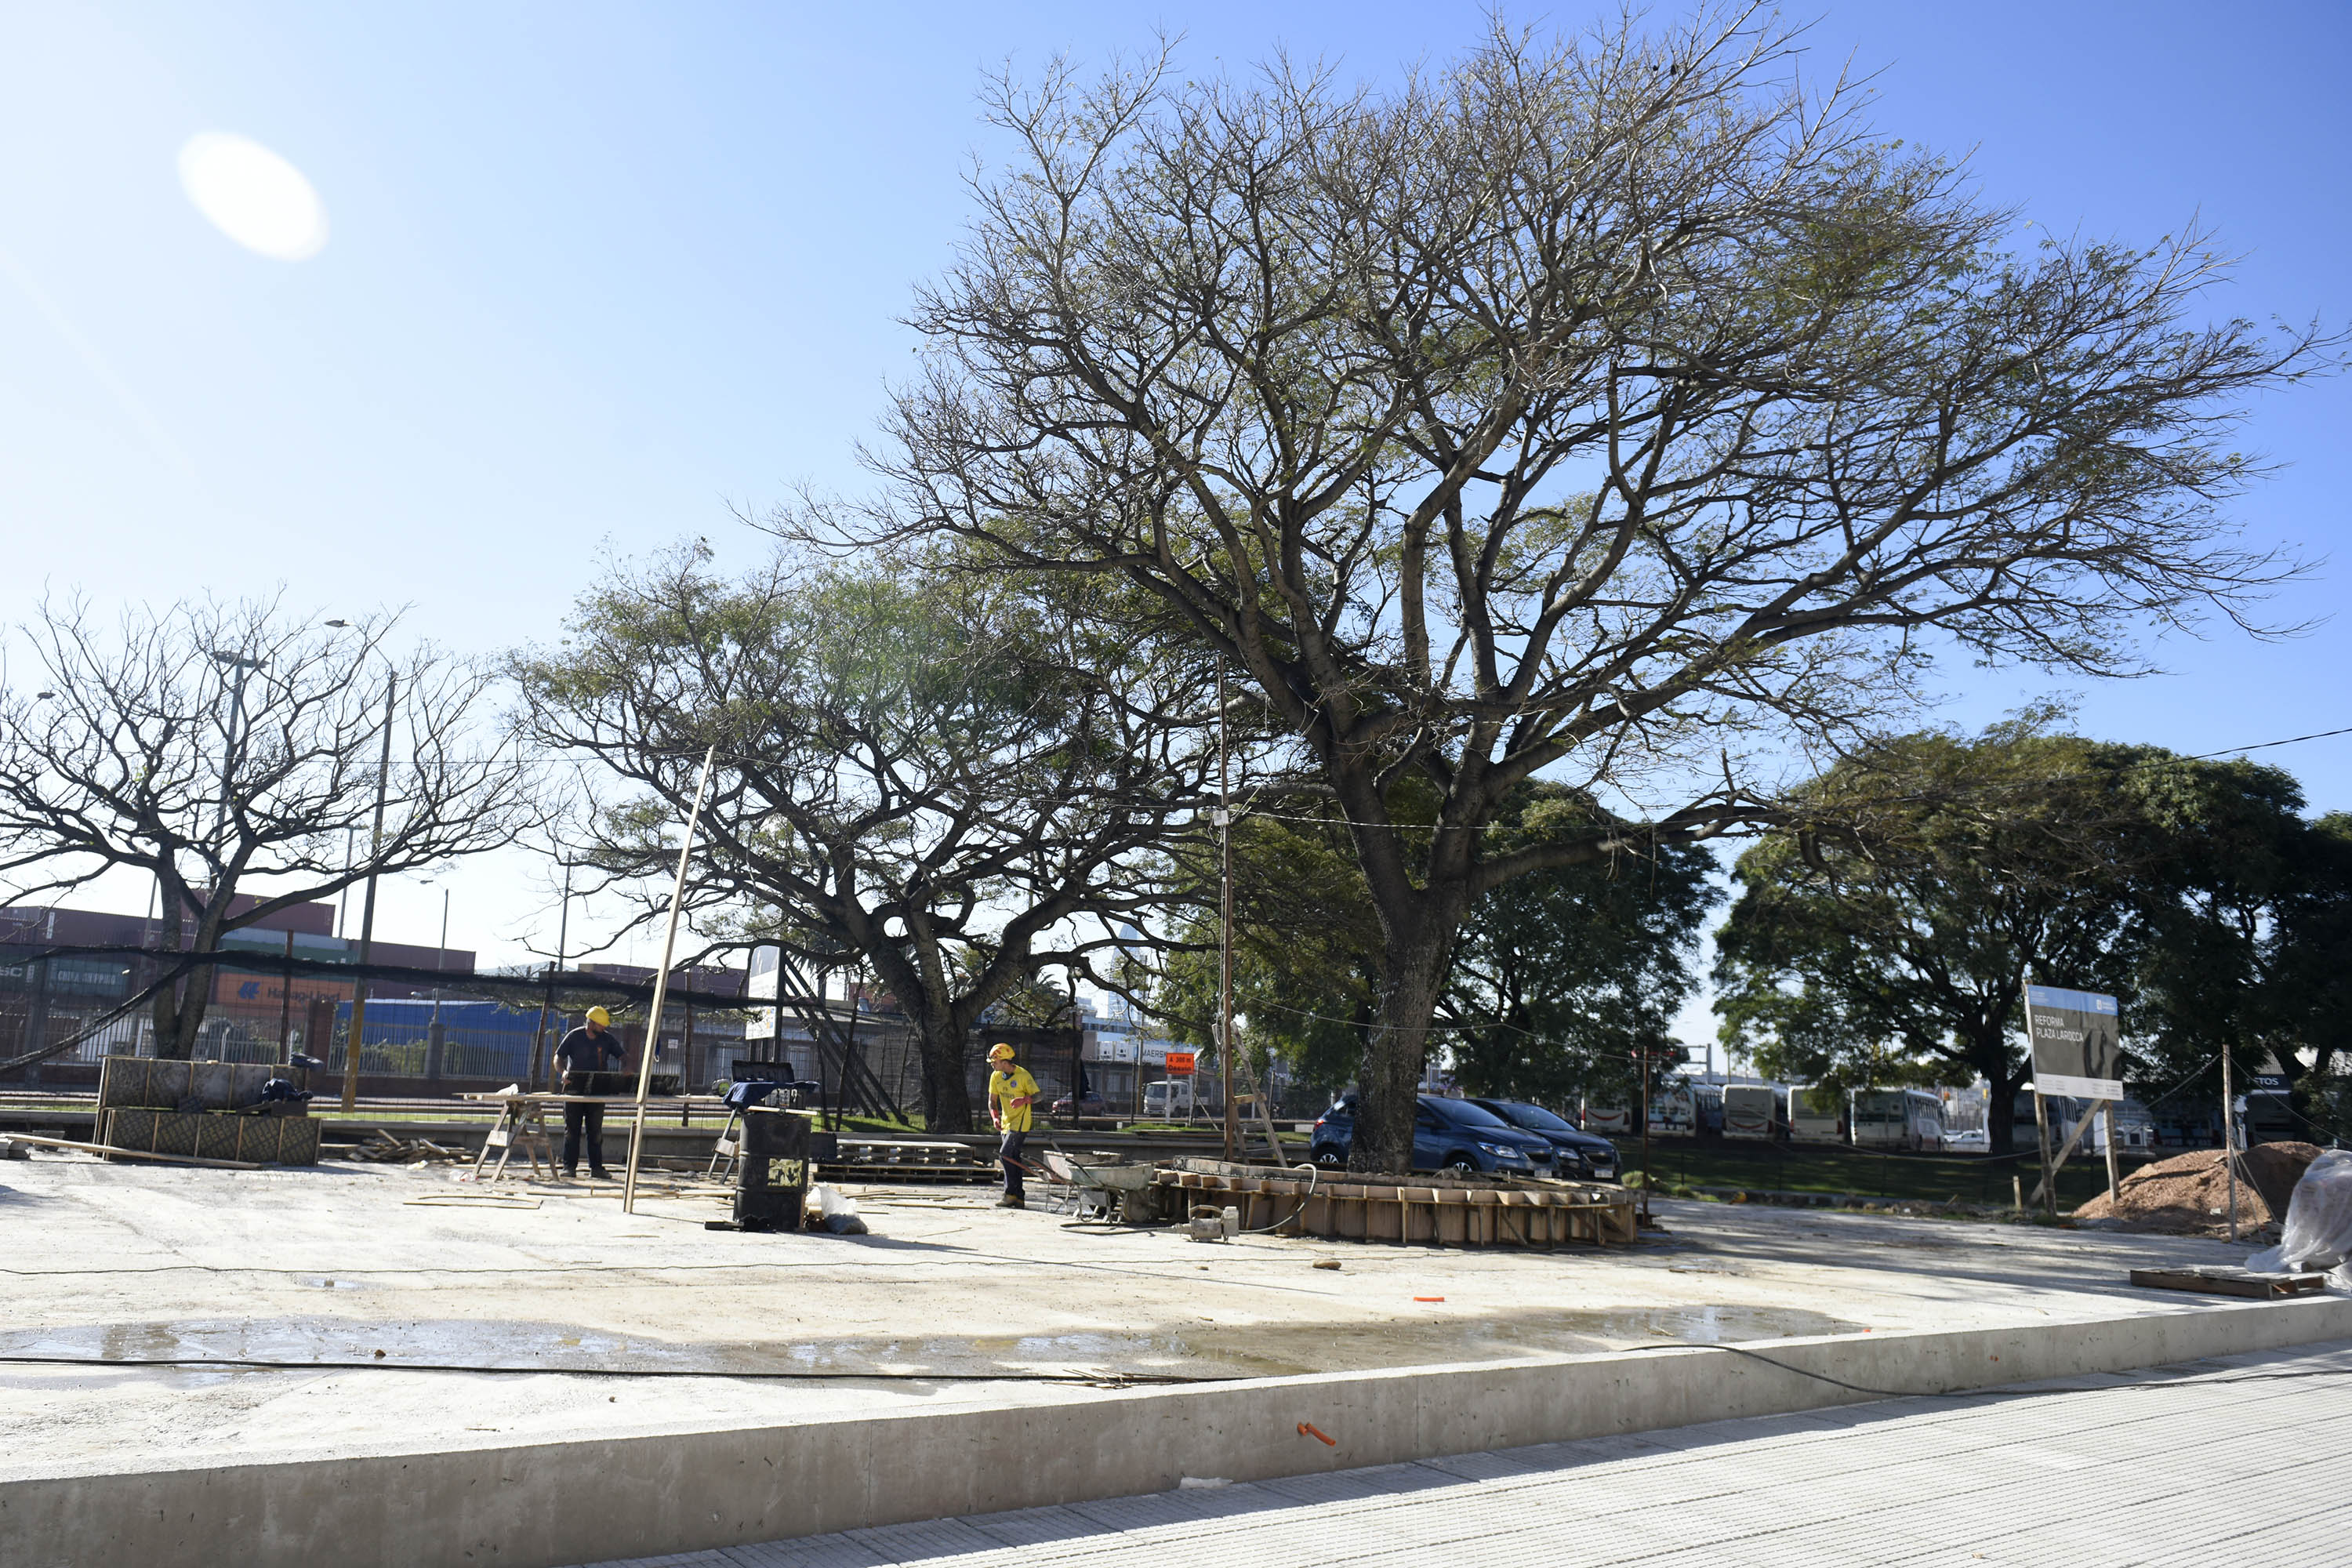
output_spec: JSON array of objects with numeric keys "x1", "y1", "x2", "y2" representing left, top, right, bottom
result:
[{"x1": 177, "y1": 132, "x2": 328, "y2": 261}]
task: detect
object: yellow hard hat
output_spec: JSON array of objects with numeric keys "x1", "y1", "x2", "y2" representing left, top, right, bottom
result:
[
  {"x1": 586, "y1": 1006, "x2": 612, "y2": 1025},
  {"x1": 988, "y1": 1042, "x2": 1016, "y2": 1061}
]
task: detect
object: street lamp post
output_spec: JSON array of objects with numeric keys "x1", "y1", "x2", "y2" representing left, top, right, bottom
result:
[
  {"x1": 1217, "y1": 660, "x2": 1236, "y2": 1163},
  {"x1": 207, "y1": 649, "x2": 267, "y2": 838},
  {"x1": 325, "y1": 622, "x2": 395, "y2": 1114}
]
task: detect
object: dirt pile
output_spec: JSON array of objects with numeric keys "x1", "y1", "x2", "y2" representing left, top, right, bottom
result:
[{"x1": 2071, "y1": 1143, "x2": 2321, "y2": 1235}]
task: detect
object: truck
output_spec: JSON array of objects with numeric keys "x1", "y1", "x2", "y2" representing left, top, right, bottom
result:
[
  {"x1": 1852, "y1": 1088, "x2": 1944, "y2": 1151},
  {"x1": 1788, "y1": 1086, "x2": 1844, "y2": 1144},
  {"x1": 1722, "y1": 1083, "x2": 1784, "y2": 1141}
]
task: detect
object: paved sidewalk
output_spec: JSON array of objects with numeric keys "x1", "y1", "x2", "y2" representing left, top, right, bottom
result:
[{"x1": 578, "y1": 1337, "x2": 2352, "y2": 1568}]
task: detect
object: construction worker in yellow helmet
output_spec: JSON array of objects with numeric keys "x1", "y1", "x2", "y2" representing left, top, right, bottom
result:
[
  {"x1": 986, "y1": 1042, "x2": 1038, "y2": 1210},
  {"x1": 554, "y1": 1005, "x2": 624, "y2": 1181}
]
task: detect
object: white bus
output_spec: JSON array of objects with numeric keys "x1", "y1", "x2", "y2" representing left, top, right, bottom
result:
[
  {"x1": 1581, "y1": 1098, "x2": 1635, "y2": 1136},
  {"x1": 1851, "y1": 1088, "x2": 1943, "y2": 1151},
  {"x1": 1788, "y1": 1086, "x2": 1844, "y2": 1145},
  {"x1": 1722, "y1": 1084, "x2": 1784, "y2": 1141}
]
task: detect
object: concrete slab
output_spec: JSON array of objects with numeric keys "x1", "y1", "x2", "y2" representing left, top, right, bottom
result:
[
  {"x1": 0, "y1": 1149, "x2": 2317, "y2": 1486},
  {"x1": 546, "y1": 1341, "x2": 2352, "y2": 1568}
]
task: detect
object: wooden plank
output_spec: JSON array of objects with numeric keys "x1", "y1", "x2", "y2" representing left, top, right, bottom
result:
[
  {"x1": 8, "y1": 1133, "x2": 263, "y2": 1171},
  {"x1": 2129, "y1": 1267, "x2": 2326, "y2": 1300}
]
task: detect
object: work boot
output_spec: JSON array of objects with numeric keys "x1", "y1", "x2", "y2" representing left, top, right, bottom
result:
[
  {"x1": 996, "y1": 1192, "x2": 1025, "y2": 1209},
  {"x1": 590, "y1": 1167, "x2": 612, "y2": 1181}
]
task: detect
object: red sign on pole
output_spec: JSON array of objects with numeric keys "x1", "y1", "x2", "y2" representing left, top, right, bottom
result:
[{"x1": 1164, "y1": 1051, "x2": 1197, "y2": 1076}]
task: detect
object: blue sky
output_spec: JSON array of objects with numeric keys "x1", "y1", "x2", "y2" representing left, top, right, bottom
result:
[{"x1": 2, "y1": 1, "x2": 2347, "y2": 971}]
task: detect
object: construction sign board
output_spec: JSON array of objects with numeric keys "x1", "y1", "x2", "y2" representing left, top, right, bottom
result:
[
  {"x1": 2024, "y1": 984, "x2": 2124, "y2": 1100},
  {"x1": 1163, "y1": 1050, "x2": 1197, "y2": 1076}
]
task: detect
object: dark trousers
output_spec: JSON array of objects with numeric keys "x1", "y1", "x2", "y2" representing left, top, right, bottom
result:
[
  {"x1": 999, "y1": 1128, "x2": 1028, "y2": 1198},
  {"x1": 564, "y1": 1101, "x2": 608, "y2": 1174}
]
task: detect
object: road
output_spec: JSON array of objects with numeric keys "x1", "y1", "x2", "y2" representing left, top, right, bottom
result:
[{"x1": 576, "y1": 1336, "x2": 2352, "y2": 1568}]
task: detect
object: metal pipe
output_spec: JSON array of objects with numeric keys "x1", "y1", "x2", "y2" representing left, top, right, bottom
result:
[{"x1": 622, "y1": 746, "x2": 717, "y2": 1214}]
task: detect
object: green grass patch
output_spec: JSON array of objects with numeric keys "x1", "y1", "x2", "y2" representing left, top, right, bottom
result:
[{"x1": 1625, "y1": 1137, "x2": 2118, "y2": 1210}]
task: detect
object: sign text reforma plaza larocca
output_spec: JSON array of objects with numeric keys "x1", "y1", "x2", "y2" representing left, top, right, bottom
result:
[{"x1": 2024, "y1": 984, "x2": 2124, "y2": 1101}]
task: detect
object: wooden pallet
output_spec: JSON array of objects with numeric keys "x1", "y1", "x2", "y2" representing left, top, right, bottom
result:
[
  {"x1": 2128, "y1": 1267, "x2": 2328, "y2": 1300},
  {"x1": 1154, "y1": 1159, "x2": 1638, "y2": 1247}
]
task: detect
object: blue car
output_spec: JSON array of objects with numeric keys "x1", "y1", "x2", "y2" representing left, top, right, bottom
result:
[
  {"x1": 1309, "y1": 1094, "x2": 1550, "y2": 1176},
  {"x1": 1469, "y1": 1098, "x2": 1619, "y2": 1181}
]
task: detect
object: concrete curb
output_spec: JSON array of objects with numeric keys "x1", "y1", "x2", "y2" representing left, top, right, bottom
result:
[{"x1": 6, "y1": 1296, "x2": 2348, "y2": 1568}]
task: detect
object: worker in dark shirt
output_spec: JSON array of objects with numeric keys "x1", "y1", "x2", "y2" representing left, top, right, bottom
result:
[{"x1": 554, "y1": 1006, "x2": 625, "y2": 1180}]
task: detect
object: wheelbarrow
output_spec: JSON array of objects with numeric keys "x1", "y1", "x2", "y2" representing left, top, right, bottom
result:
[{"x1": 1038, "y1": 1149, "x2": 1159, "y2": 1221}]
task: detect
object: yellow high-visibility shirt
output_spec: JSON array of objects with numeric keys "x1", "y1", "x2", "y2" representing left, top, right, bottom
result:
[{"x1": 989, "y1": 1065, "x2": 1039, "y2": 1133}]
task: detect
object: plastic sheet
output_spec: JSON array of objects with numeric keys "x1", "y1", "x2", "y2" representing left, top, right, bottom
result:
[
  {"x1": 811, "y1": 1184, "x2": 868, "y2": 1235},
  {"x1": 2247, "y1": 1149, "x2": 2352, "y2": 1294}
]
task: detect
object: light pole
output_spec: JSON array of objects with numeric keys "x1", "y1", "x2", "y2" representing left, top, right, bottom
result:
[
  {"x1": 527, "y1": 860, "x2": 572, "y2": 1092},
  {"x1": 324, "y1": 622, "x2": 395, "y2": 1114},
  {"x1": 1217, "y1": 660, "x2": 1236, "y2": 1163},
  {"x1": 428, "y1": 883, "x2": 450, "y2": 1029},
  {"x1": 207, "y1": 649, "x2": 267, "y2": 838}
]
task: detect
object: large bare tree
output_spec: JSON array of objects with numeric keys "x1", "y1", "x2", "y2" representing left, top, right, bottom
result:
[
  {"x1": 849, "y1": 9, "x2": 2337, "y2": 1167},
  {"x1": 0, "y1": 597, "x2": 539, "y2": 1058},
  {"x1": 514, "y1": 545, "x2": 1218, "y2": 1131}
]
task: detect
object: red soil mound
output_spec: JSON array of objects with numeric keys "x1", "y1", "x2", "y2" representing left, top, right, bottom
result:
[{"x1": 2071, "y1": 1142, "x2": 2319, "y2": 1235}]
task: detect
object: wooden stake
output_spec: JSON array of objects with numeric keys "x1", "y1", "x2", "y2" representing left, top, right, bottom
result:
[
  {"x1": 2101, "y1": 1103, "x2": 2123, "y2": 1203},
  {"x1": 2220, "y1": 1046, "x2": 2239, "y2": 1242},
  {"x1": 2031, "y1": 1087, "x2": 2056, "y2": 1218},
  {"x1": 622, "y1": 745, "x2": 717, "y2": 1215}
]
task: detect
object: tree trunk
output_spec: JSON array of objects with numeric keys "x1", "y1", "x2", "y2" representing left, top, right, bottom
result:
[
  {"x1": 1988, "y1": 1066, "x2": 2027, "y2": 1156},
  {"x1": 1348, "y1": 916, "x2": 1459, "y2": 1174},
  {"x1": 913, "y1": 1007, "x2": 976, "y2": 1134}
]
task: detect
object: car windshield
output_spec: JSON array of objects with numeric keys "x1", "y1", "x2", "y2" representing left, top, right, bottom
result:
[
  {"x1": 1492, "y1": 1101, "x2": 1573, "y2": 1133},
  {"x1": 1423, "y1": 1097, "x2": 1514, "y2": 1131}
]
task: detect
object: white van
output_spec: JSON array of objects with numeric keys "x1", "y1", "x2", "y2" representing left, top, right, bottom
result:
[{"x1": 1142, "y1": 1078, "x2": 1197, "y2": 1120}]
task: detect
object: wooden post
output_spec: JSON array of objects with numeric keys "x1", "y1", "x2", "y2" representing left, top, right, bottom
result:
[
  {"x1": 2101, "y1": 1102, "x2": 2122, "y2": 1203},
  {"x1": 2220, "y1": 1046, "x2": 2239, "y2": 1242},
  {"x1": 2032, "y1": 1087, "x2": 2056, "y2": 1219},
  {"x1": 621, "y1": 746, "x2": 717, "y2": 1215}
]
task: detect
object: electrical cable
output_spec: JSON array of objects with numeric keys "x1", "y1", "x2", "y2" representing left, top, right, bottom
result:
[
  {"x1": 0, "y1": 1352, "x2": 1235, "y2": 1385},
  {"x1": 1623, "y1": 1340, "x2": 2352, "y2": 1400},
  {"x1": 9, "y1": 1345, "x2": 2339, "y2": 1396}
]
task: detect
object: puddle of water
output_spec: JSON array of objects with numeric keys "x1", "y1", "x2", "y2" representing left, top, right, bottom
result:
[{"x1": 0, "y1": 1304, "x2": 1857, "y2": 1381}]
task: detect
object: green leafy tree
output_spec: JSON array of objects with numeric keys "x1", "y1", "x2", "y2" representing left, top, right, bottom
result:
[
  {"x1": 1444, "y1": 796, "x2": 1719, "y2": 1109},
  {"x1": 1715, "y1": 725, "x2": 2333, "y2": 1151},
  {"x1": 517, "y1": 546, "x2": 1214, "y2": 1131},
  {"x1": 1715, "y1": 727, "x2": 2141, "y2": 1151},
  {"x1": 2118, "y1": 773, "x2": 2350, "y2": 1134},
  {"x1": 1155, "y1": 786, "x2": 1717, "y2": 1118}
]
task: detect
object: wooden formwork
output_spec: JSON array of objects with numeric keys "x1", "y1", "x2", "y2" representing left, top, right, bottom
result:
[{"x1": 1153, "y1": 1160, "x2": 1638, "y2": 1247}]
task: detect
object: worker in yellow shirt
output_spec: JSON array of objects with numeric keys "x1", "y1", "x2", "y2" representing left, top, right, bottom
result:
[{"x1": 986, "y1": 1042, "x2": 1039, "y2": 1209}]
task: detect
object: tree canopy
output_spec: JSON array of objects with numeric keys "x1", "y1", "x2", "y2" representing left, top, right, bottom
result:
[
  {"x1": 0, "y1": 597, "x2": 534, "y2": 1059},
  {"x1": 845, "y1": 9, "x2": 2336, "y2": 1166},
  {"x1": 514, "y1": 545, "x2": 1218, "y2": 1130},
  {"x1": 1714, "y1": 724, "x2": 2342, "y2": 1149}
]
